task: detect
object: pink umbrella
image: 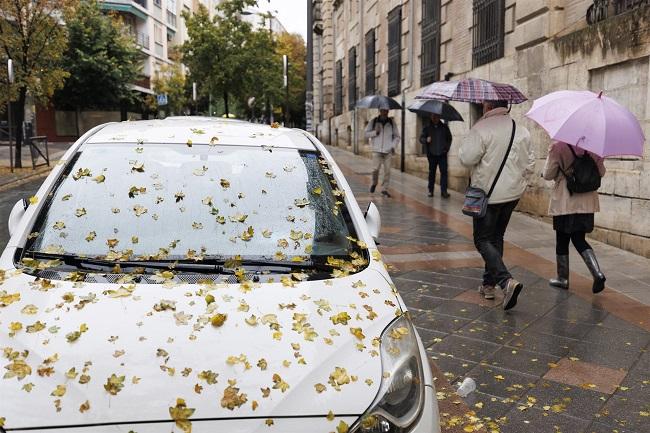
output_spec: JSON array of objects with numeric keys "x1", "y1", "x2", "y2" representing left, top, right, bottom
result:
[{"x1": 525, "y1": 90, "x2": 645, "y2": 157}]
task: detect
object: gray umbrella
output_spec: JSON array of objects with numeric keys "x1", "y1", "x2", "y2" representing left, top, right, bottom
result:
[
  {"x1": 408, "y1": 100, "x2": 464, "y2": 121},
  {"x1": 355, "y1": 95, "x2": 402, "y2": 110}
]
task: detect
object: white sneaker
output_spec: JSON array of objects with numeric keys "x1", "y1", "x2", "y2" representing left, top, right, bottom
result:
[
  {"x1": 502, "y1": 279, "x2": 523, "y2": 311},
  {"x1": 478, "y1": 284, "x2": 496, "y2": 300}
]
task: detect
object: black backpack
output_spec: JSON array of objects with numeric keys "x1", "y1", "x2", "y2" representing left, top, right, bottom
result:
[{"x1": 562, "y1": 143, "x2": 601, "y2": 195}]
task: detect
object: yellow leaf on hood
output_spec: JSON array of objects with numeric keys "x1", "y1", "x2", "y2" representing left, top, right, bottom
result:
[{"x1": 169, "y1": 398, "x2": 195, "y2": 433}]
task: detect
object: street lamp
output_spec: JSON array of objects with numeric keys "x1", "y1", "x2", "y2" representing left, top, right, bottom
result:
[{"x1": 6, "y1": 59, "x2": 14, "y2": 172}]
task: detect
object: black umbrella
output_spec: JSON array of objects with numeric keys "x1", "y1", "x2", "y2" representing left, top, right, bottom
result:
[
  {"x1": 407, "y1": 100, "x2": 464, "y2": 121},
  {"x1": 355, "y1": 95, "x2": 402, "y2": 110}
]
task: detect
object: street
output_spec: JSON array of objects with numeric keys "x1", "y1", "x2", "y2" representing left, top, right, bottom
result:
[{"x1": 0, "y1": 179, "x2": 41, "y2": 250}]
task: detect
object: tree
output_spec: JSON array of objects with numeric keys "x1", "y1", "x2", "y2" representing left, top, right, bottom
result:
[
  {"x1": 276, "y1": 33, "x2": 307, "y2": 128},
  {"x1": 152, "y1": 57, "x2": 188, "y2": 117},
  {"x1": 53, "y1": 0, "x2": 141, "y2": 136},
  {"x1": 0, "y1": 0, "x2": 77, "y2": 167},
  {"x1": 182, "y1": 0, "x2": 267, "y2": 118}
]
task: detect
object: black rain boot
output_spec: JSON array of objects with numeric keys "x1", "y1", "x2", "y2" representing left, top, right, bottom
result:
[
  {"x1": 580, "y1": 249, "x2": 606, "y2": 294},
  {"x1": 549, "y1": 255, "x2": 569, "y2": 290}
]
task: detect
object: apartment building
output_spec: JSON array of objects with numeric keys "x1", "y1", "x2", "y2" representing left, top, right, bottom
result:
[{"x1": 311, "y1": 0, "x2": 650, "y2": 258}]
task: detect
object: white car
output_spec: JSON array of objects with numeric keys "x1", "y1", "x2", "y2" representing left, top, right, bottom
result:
[{"x1": 0, "y1": 118, "x2": 440, "y2": 433}]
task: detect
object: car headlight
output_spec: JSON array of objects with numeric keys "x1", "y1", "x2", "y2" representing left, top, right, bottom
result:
[{"x1": 351, "y1": 314, "x2": 425, "y2": 433}]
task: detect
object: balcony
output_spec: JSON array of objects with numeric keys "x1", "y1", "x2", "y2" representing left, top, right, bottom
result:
[
  {"x1": 99, "y1": 1, "x2": 148, "y2": 21},
  {"x1": 134, "y1": 32, "x2": 150, "y2": 50}
]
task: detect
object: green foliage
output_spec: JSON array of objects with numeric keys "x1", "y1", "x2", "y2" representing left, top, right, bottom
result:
[
  {"x1": 182, "y1": 0, "x2": 304, "y2": 120},
  {"x1": 0, "y1": 0, "x2": 77, "y2": 166},
  {"x1": 53, "y1": 0, "x2": 141, "y2": 111},
  {"x1": 153, "y1": 62, "x2": 188, "y2": 116}
]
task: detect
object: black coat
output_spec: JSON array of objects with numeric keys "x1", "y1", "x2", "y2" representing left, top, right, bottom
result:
[{"x1": 419, "y1": 122, "x2": 452, "y2": 156}]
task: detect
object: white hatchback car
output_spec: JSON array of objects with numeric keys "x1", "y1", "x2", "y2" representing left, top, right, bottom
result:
[{"x1": 0, "y1": 118, "x2": 440, "y2": 433}]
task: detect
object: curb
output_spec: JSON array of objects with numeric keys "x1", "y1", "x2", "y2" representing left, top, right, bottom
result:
[{"x1": 0, "y1": 166, "x2": 52, "y2": 193}]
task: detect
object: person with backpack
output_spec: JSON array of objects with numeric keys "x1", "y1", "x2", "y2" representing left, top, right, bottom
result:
[
  {"x1": 543, "y1": 141, "x2": 607, "y2": 293},
  {"x1": 365, "y1": 108, "x2": 401, "y2": 198},
  {"x1": 459, "y1": 100, "x2": 535, "y2": 311}
]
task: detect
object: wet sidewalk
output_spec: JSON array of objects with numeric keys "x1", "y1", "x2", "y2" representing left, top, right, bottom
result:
[
  {"x1": 328, "y1": 146, "x2": 650, "y2": 433},
  {"x1": 0, "y1": 142, "x2": 71, "y2": 191}
]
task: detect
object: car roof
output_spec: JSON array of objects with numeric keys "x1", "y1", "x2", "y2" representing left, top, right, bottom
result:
[{"x1": 84, "y1": 117, "x2": 316, "y2": 151}]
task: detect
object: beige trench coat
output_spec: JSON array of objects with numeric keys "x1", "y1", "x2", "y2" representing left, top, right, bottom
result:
[
  {"x1": 543, "y1": 141, "x2": 606, "y2": 216},
  {"x1": 459, "y1": 108, "x2": 535, "y2": 204}
]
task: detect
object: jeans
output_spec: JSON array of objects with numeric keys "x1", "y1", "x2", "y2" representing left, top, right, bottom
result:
[
  {"x1": 473, "y1": 200, "x2": 519, "y2": 288},
  {"x1": 427, "y1": 153, "x2": 448, "y2": 193},
  {"x1": 372, "y1": 152, "x2": 392, "y2": 189}
]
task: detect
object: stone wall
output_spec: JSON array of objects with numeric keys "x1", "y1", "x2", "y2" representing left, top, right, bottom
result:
[{"x1": 312, "y1": 0, "x2": 650, "y2": 258}]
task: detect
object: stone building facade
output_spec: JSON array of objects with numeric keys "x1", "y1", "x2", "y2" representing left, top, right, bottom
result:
[{"x1": 311, "y1": 0, "x2": 650, "y2": 258}]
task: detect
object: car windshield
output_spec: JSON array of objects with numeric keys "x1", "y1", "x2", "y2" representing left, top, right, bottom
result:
[{"x1": 26, "y1": 144, "x2": 363, "y2": 266}]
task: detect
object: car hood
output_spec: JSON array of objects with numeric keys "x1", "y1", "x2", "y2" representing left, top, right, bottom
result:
[{"x1": 0, "y1": 265, "x2": 400, "y2": 430}]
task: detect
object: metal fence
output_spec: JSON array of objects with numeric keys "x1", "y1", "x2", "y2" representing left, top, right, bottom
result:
[{"x1": 472, "y1": 0, "x2": 505, "y2": 68}]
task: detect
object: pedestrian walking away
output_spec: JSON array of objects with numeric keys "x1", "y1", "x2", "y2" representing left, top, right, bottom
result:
[
  {"x1": 419, "y1": 113, "x2": 452, "y2": 198},
  {"x1": 459, "y1": 100, "x2": 535, "y2": 310},
  {"x1": 365, "y1": 108, "x2": 401, "y2": 198},
  {"x1": 543, "y1": 141, "x2": 607, "y2": 293}
]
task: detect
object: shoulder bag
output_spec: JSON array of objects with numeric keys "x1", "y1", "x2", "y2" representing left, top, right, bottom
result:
[{"x1": 462, "y1": 119, "x2": 516, "y2": 218}]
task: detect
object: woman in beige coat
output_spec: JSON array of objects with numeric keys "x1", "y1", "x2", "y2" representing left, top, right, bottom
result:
[{"x1": 543, "y1": 141, "x2": 607, "y2": 293}]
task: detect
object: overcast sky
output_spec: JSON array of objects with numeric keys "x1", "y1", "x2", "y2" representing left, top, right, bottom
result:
[{"x1": 256, "y1": 0, "x2": 308, "y2": 41}]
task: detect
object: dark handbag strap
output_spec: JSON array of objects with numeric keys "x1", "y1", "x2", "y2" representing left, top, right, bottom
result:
[{"x1": 487, "y1": 119, "x2": 516, "y2": 197}]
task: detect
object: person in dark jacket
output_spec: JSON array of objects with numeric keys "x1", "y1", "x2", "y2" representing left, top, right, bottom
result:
[{"x1": 419, "y1": 114, "x2": 452, "y2": 198}]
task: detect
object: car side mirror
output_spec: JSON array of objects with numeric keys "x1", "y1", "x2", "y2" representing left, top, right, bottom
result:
[
  {"x1": 8, "y1": 198, "x2": 29, "y2": 238},
  {"x1": 364, "y1": 202, "x2": 381, "y2": 241}
]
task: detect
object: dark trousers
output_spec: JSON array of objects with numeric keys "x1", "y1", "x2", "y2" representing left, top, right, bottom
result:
[
  {"x1": 427, "y1": 153, "x2": 448, "y2": 193},
  {"x1": 556, "y1": 231, "x2": 592, "y2": 255},
  {"x1": 473, "y1": 200, "x2": 519, "y2": 287}
]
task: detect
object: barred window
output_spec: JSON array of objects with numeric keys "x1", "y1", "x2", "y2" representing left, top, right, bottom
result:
[
  {"x1": 472, "y1": 0, "x2": 505, "y2": 68},
  {"x1": 335, "y1": 60, "x2": 343, "y2": 116},
  {"x1": 365, "y1": 29, "x2": 376, "y2": 95},
  {"x1": 421, "y1": 0, "x2": 441, "y2": 87},
  {"x1": 614, "y1": 0, "x2": 648, "y2": 14},
  {"x1": 387, "y1": 6, "x2": 402, "y2": 97},
  {"x1": 348, "y1": 47, "x2": 357, "y2": 110}
]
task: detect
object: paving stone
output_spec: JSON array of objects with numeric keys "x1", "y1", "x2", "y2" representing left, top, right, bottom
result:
[
  {"x1": 429, "y1": 334, "x2": 501, "y2": 364},
  {"x1": 455, "y1": 321, "x2": 516, "y2": 345},
  {"x1": 478, "y1": 308, "x2": 540, "y2": 331},
  {"x1": 528, "y1": 317, "x2": 596, "y2": 340},
  {"x1": 485, "y1": 346, "x2": 561, "y2": 377},
  {"x1": 411, "y1": 311, "x2": 472, "y2": 334},
  {"x1": 500, "y1": 406, "x2": 591, "y2": 433},
  {"x1": 427, "y1": 349, "x2": 477, "y2": 384},
  {"x1": 462, "y1": 391, "x2": 514, "y2": 422},
  {"x1": 466, "y1": 363, "x2": 540, "y2": 401},
  {"x1": 507, "y1": 330, "x2": 578, "y2": 357},
  {"x1": 433, "y1": 299, "x2": 491, "y2": 320},
  {"x1": 414, "y1": 326, "x2": 447, "y2": 348},
  {"x1": 567, "y1": 342, "x2": 641, "y2": 371},
  {"x1": 402, "y1": 293, "x2": 448, "y2": 311},
  {"x1": 544, "y1": 301, "x2": 611, "y2": 325},
  {"x1": 522, "y1": 379, "x2": 609, "y2": 420},
  {"x1": 543, "y1": 358, "x2": 627, "y2": 394},
  {"x1": 586, "y1": 421, "x2": 641, "y2": 433},
  {"x1": 582, "y1": 326, "x2": 650, "y2": 353},
  {"x1": 597, "y1": 395, "x2": 650, "y2": 433},
  {"x1": 615, "y1": 364, "x2": 650, "y2": 403},
  {"x1": 453, "y1": 289, "x2": 504, "y2": 307}
]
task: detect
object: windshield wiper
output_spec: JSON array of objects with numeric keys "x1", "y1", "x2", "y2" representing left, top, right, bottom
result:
[{"x1": 22, "y1": 251, "x2": 219, "y2": 273}]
